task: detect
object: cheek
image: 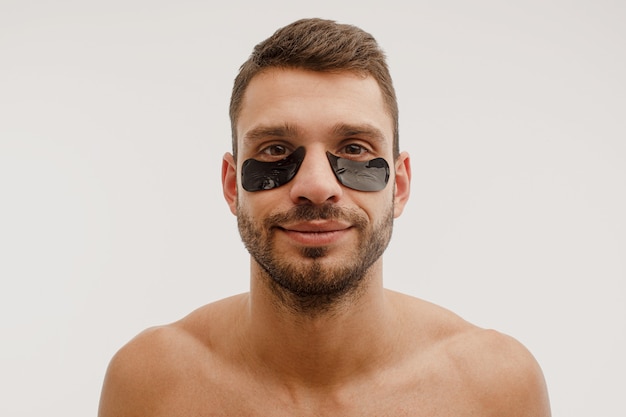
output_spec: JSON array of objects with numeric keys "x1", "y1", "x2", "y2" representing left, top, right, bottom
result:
[
  {"x1": 356, "y1": 191, "x2": 395, "y2": 224},
  {"x1": 236, "y1": 191, "x2": 282, "y2": 218}
]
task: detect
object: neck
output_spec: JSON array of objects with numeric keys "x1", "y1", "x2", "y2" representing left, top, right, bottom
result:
[{"x1": 242, "y1": 260, "x2": 398, "y2": 388}]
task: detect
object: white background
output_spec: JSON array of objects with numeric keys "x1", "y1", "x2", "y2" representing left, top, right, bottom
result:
[{"x1": 1, "y1": 1, "x2": 624, "y2": 416}]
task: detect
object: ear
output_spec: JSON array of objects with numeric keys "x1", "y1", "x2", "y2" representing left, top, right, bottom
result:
[
  {"x1": 393, "y1": 151, "x2": 411, "y2": 218},
  {"x1": 222, "y1": 152, "x2": 238, "y2": 216}
]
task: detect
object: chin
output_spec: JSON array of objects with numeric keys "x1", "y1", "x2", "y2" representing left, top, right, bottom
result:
[{"x1": 301, "y1": 246, "x2": 328, "y2": 259}]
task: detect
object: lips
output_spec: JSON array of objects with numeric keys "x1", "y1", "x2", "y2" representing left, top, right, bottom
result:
[
  {"x1": 282, "y1": 220, "x2": 351, "y2": 233},
  {"x1": 278, "y1": 221, "x2": 352, "y2": 246}
]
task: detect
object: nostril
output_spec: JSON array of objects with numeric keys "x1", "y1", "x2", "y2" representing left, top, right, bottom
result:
[{"x1": 290, "y1": 163, "x2": 343, "y2": 205}]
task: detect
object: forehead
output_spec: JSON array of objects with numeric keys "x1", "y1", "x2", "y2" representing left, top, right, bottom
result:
[{"x1": 237, "y1": 68, "x2": 394, "y2": 151}]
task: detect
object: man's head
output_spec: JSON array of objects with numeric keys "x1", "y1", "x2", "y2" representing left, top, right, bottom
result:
[
  {"x1": 222, "y1": 19, "x2": 411, "y2": 315},
  {"x1": 229, "y1": 18, "x2": 399, "y2": 160}
]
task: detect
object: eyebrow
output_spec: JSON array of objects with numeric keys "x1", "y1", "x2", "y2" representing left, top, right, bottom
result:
[
  {"x1": 331, "y1": 123, "x2": 387, "y2": 145},
  {"x1": 242, "y1": 122, "x2": 388, "y2": 147},
  {"x1": 242, "y1": 124, "x2": 301, "y2": 145}
]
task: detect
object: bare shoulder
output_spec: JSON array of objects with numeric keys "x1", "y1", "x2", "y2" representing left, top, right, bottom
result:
[
  {"x1": 389, "y1": 291, "x2": 551, "y2": 416},
  {"x1": 444, "y1": 327, "x2": 551, "y2": 416},
  {"x1": 98, "y1": 325, "x2": 192, "y2": 416},
  {"x1": 98, "y1": 294, "x2": 247, "y2": 417}
]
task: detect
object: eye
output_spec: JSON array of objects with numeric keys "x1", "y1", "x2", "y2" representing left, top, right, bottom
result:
[
  {"x1": 261, "y1": 144, "x2": 289, "y2": 157},
  {"x1": 341, "y1": 143, "x2": 368, "y2": 156}
]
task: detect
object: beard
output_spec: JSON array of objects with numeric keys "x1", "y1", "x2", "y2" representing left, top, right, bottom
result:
[{"x1": 237, "y1": 201, "x2": 394, "y2": 315}]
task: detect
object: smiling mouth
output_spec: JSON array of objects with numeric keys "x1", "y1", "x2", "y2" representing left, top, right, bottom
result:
[
  {"x1": 280, "y1": 220, "x2": 351, "y2": 233},
  {"x1": 277, "y1": 222, "x2": 352, "y2": 246}
]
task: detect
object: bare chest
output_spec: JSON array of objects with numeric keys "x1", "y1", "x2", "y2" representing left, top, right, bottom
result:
[{"x1": 152, "y1": 369, "x2": 482, "y2": 417}]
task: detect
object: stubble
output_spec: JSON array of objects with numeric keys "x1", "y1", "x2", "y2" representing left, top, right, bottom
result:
[{"x1": 237, "y1": 202, "x2": 394, "y2": 316}]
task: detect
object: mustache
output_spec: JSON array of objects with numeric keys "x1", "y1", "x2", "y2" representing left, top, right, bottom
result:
[{"x1": 264, "y1": 204, "x2": 367, "y2": 228}]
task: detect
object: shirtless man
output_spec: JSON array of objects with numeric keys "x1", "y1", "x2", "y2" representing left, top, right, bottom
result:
[{"x1": 98, "y1": 18, "x2": 551, "y2": 416}]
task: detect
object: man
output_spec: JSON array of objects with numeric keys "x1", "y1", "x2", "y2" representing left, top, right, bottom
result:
[{"x1": 99, "y1": 18, "x2": 550, "y2": 416}]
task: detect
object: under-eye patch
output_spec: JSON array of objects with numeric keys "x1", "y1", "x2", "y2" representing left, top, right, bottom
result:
[
  {"x1": 241, "y1": 146, "x2": 306, "y2": 191},
  {"x1": 241, "y1": 146, "x2": 390, "y2": 192},
  {"x1": 326, "y1": 152, "x2": 390, "y2": 192}
]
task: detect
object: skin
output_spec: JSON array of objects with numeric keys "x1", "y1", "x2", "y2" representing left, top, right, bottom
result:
[{"x1": 98, "y1": 68, "x2": 551, "y2": 416}]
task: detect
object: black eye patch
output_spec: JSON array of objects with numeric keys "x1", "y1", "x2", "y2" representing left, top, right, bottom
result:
[
  {"x1": 241, "y1": 146, "x2": 390, "y2": 192},
  {"x1": 241, "y1": 146, "x2": 306, "y2": 191},
  {"x1": 326, "y1": 152, "x2": 390, "y2": 192}
]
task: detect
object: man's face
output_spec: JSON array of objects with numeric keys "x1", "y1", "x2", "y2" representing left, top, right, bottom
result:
[{"x1": 223, "y1": 68, "x2": 410, "y2": 311}]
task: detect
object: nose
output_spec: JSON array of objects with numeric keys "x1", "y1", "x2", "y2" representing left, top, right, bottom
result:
[{"x1": 289, "y1": 148, "x2": 343, "y2": 205}]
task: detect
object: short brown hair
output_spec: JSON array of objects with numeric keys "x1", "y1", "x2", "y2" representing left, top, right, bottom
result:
[{"x1": 229, "y1": 18, "x2": 399, "y2": 158}]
